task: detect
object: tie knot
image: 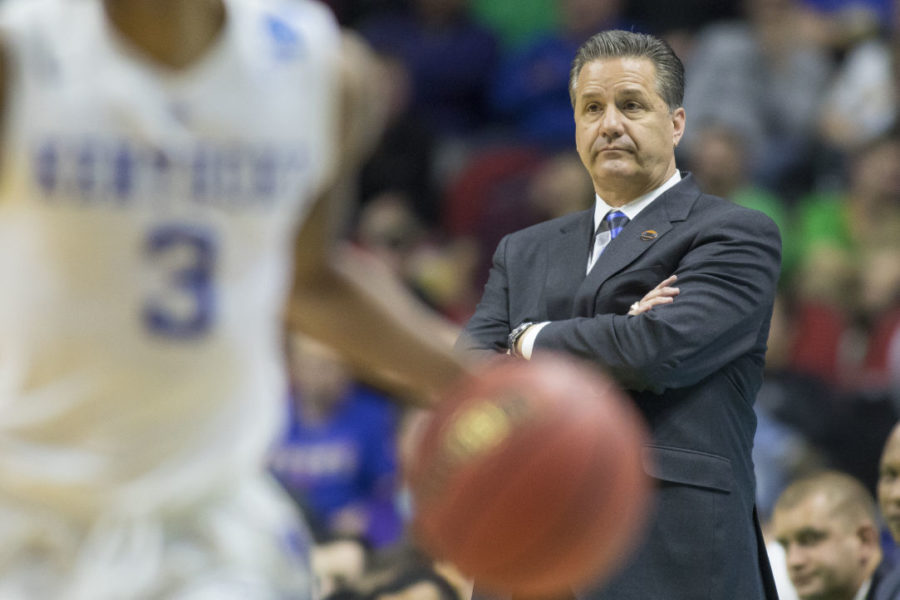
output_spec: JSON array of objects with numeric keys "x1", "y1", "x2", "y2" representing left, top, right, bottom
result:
[{"x1": 604, "y1": 210, "x2": 629, "y2": 240}]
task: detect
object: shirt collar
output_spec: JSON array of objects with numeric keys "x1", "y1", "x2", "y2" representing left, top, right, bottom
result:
[
  {"x1": 593, "y1": 171, "x2": 681, "y2": 233},
  {"x1": 852, "y1": 576, "x2": 872, "y2": 600}
]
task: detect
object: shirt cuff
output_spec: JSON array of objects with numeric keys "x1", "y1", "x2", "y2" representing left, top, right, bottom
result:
[{"x1": 521, "y1": 321, "x2": 550, "y2": 359}]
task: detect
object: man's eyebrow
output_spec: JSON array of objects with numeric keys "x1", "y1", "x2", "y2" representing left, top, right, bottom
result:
[{"x1": 617, "y1": 87, "x2": 651, "y2": 99}]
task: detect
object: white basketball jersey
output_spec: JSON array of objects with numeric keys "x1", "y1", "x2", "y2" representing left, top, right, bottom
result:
[{"x1": 0, "y1": 0, "x2": 340, "y2": 516}]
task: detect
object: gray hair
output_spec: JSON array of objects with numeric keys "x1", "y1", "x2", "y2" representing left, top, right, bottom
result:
[{"x1": 569, "y1": 30, "x2": 685, "y2": 112}]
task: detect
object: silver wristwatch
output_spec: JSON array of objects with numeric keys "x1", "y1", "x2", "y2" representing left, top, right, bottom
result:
[{"x1": 507, "y1": 322, "x2": 534, "y2": 357}]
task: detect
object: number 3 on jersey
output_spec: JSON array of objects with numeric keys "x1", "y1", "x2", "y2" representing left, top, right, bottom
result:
[{"x1": 143, "y1": 225, "x2": 217, "y2": 339}]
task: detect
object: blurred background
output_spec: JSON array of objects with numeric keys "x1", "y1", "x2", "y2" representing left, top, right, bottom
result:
[{"x1": 265, "y1": 0, "x2": 900, "y2": 595}]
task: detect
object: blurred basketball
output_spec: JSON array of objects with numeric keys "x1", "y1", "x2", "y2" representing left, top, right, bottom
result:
[{"x1": 406, "y1": 354, "x2": 652, "y2": 596}]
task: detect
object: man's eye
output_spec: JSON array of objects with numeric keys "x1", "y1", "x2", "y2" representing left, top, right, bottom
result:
[
  {"x1": 797, "y1": 531, "x2": 826, "y2": 546},
  {"x1": 624, "y1": 101, "x2": 642, "y2": 111}
]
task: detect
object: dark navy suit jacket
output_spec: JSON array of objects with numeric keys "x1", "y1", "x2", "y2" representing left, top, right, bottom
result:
[
  {"x1": 458, "y1": 174, "x2": 782, "y2": 600},
  {"x1": 876, "y1": 561, "x2": 900, "y2": 600}
]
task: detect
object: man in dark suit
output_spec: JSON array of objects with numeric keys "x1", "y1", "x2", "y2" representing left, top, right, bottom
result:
[
  {"x1": 876, "y1": 423, "x2": 900, "y2": 600},
  {"x1": 772, "y1": 471, "x2": 887, "y2": 600},
  {"x1": 457, "y1": 30, "x2": 781, "y2": 599}
]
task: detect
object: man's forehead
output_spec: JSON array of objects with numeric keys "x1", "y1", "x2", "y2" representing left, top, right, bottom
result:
[
  {"x1": 776, "y1": 493, "x2": 836, "y2": 525},
  {"x1": 575, "y1": 57, "x2": 659, "y2": 95},
  {"x1": 773, "y1": 508, "x2": 832, "y2": 540},
  {"x1": 580, "y1": 56, "x2": 657, "y2": 77}
]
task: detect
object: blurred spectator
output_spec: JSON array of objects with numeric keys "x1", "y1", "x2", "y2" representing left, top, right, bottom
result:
[
  {"x1": 787, "y1": 156, "x2": 900, "y2": 488},
  {"x1": 686, "y1": 123, "x2": 798, "y2": 279},
  {"x1": 790, "y1": 134, "x2": 900, "y2": 386},
  {"x1": 623, "y1": 0, "x2": 741, "y2": 41},
  {"x1": 354, "y1": 192, "x2": 479, "y2": 324},
  {"x1": 359, "y1": 0, "x2": 500, "y2": 138},
  {"x1": 441, "y1": 144, "x2": 546, "y2": 291},
  {"x1": 404, "y1": 238, "x2": 480, "y2": 324},
  {"x1": 812, "y1": 0, "x2": 897, "y2": 187},
  {"x1": 854, "y1": 236, "x2": 900, "y2": 395},
  {"x1": 799, "y1": 0, "x2": 889, "y2": 51},
  {"x1": 315, "y1": 409, "x2": 472, "y2": 600},
  {"x1": 525, "y1": 150, "x2": 594, "y2": 221},
  {"x1": 682, "y1": 0, "x2": 833, "y2": 197},
  {"x1": 488, "y1": 0, "x2": 631, "y2": 150},
  {"x1": 877, "y1": 422, "x2": 900, "y2": 597},
  {"x1": 355, "y1": 192, "x2": 429, "y2": 278},
  {"x1": 442, "y1": 148, "x2": 594, "y2": 296},
  {"x1": 322, "y1": 0, "x2": 406, "y2": 27},
  {"x1": 269, "y1": 334, "x2": 404, "y2": 550},
  {"x1": 817, "y1": 35, "x2": 896, "y2": 165},
  {"x1": 469, "y1": 0, "x2": 560, "y2": 51},
  {"x1": 314, "y1": 538, "x2": 370, "y2": 597},
  {"x1": 772, "y1": 471, "x2": 887, "y2": 600},
  {"x1": 358, "y1": 54, "x2": 440, "y2": 226},
  {"x1": 754, "y1": 294, "x2": 832, "y2": 522},
  {"x1": 322, "y1": 543, "x2": 469, "y2": 600}
]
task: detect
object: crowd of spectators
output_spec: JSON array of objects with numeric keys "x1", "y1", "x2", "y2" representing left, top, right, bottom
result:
[{"x1": 268, "y1": 0, "x2": 900, "y2": 597}]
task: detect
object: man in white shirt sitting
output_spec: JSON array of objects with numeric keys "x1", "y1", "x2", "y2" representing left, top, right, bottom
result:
[{"x1": 772, "y1": 471, "x2": 886, "y2": 600}]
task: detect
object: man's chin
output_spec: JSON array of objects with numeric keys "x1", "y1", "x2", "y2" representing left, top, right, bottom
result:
[
  {"x1": 593, "y1": 162, "x2": 637, "y2": 180},
  {"x1": 791, "y1": 577, "x2": 823, "y2": 600}
]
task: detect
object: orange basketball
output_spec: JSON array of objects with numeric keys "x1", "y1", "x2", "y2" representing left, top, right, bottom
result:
[{"x1": 406, "y1": 354, "x2": 651, "y2": 596}]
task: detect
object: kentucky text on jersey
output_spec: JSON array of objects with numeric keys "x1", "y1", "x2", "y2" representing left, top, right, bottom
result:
[{"x1": 32, "y1": 135, "x2": 310, "y2": 210}]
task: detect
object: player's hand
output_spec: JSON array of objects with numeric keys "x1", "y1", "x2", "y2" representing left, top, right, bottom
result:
[{"x1": 628, "y1": 275, "x2": 679, "y2": 316}]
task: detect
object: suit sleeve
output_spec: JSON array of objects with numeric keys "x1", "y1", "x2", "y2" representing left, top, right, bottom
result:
[
  {"x1": 455, "y1": 234, "x2": 513, "y2": 359},
  {"x1": 535, "y1": 209, "x2": 782, "y2": 393}
]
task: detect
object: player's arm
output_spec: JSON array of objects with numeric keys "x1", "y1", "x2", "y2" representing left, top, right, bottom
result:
[{"x1": 286, "y1": 33, "x2": 466, "y2": 406}]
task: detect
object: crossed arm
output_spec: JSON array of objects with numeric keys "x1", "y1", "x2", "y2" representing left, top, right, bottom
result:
[
  {"x1": 463, "y1": 210, "x2": 782, "y2": 393},
  {"x1": 512, "y1": 275, "x2": 681, "y2": 357}
]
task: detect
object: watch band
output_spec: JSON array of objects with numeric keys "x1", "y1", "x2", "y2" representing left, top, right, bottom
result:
[{"x1": 507, "y1": 322, "x2": 534, "y2": 357}]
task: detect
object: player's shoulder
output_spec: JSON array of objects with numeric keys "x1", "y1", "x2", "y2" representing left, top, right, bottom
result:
[
  {"x1": 228, "y1": 0, "x2": 341, "y2": 63},
  {"x1": 234, "y1": 0, "x2": 338, "y2": 33},
  {"x1": 0, "y1": 0, "x2": 75, "y2": 27},
  {"x1": 0, "y1": 0, "x2": 56, "y2": 36}
]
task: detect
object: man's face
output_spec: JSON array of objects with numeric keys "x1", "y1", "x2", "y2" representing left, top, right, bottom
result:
[
  {"x1": 878, "y1": 428, "x2": 900, "y2": 541},
  {"x1": 773, "y1": 493, "x2": 870, "y2": 600},
  {"x1": 573, "y1": 56, "x2": 685, "y2": 205}
]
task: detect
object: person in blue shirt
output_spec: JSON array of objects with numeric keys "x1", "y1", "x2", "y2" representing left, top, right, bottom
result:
[{"x1": 270, "y1": 333, "x2": 404, "y2": 549}]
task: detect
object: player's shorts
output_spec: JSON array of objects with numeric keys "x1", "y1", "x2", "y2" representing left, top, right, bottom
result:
[{"x1": 0, "y1": 475, "x2": 316, "y2": 600}]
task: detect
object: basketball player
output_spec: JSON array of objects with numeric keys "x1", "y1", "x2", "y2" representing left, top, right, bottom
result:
[{"x1": 0, "y1": 0, "x2": 463, "y2": 598}]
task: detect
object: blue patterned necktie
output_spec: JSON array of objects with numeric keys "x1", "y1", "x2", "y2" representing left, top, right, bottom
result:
[
  {"x1": 605, "y1": 210, "x2": 629, "y2": 240},
  {"x1": 587, "y1": 210, "x2": 630, "y2": 273}
]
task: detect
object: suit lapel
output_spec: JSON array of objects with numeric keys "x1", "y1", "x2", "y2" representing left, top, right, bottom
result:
[
  {"x1": 572, "y1": 175, "x2": 699, "y2": 316},
  {"x1": 544, "y1": 209, "x2": 594, "y2": 320}
]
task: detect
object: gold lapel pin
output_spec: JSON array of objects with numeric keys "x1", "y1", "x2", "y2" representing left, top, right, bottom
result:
[{"x1": 640, "y1": 230, "x2": 658, "y2": 241}]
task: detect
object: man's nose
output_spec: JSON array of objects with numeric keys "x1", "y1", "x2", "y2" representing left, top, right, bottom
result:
[
  {"x1": 785, "y1": 545, "x2": 807, "y2": 570},
  {"x1": 599, "y1": 105, "x2": 624, "y2": 138}
]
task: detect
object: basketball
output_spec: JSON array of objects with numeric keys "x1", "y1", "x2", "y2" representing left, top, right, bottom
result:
[{"x1": 406, "y1": 354, "x2": 652, "y2": 596}]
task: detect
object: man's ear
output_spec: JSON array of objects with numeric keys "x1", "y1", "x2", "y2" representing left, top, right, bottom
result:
[
  {"x1": 672, "y1": 107, "x2": 686, "y2": 147},
  {"x1": 857, "y1": 522, "x2": 879, "y2": 547},
  {"x1": 856, "y1": 522, "x2": 883, "y2": 567}
]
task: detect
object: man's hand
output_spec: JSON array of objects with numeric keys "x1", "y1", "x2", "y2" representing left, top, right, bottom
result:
[{"x1": 628, "y1": 275, "x2": 679, "y2": 316}]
